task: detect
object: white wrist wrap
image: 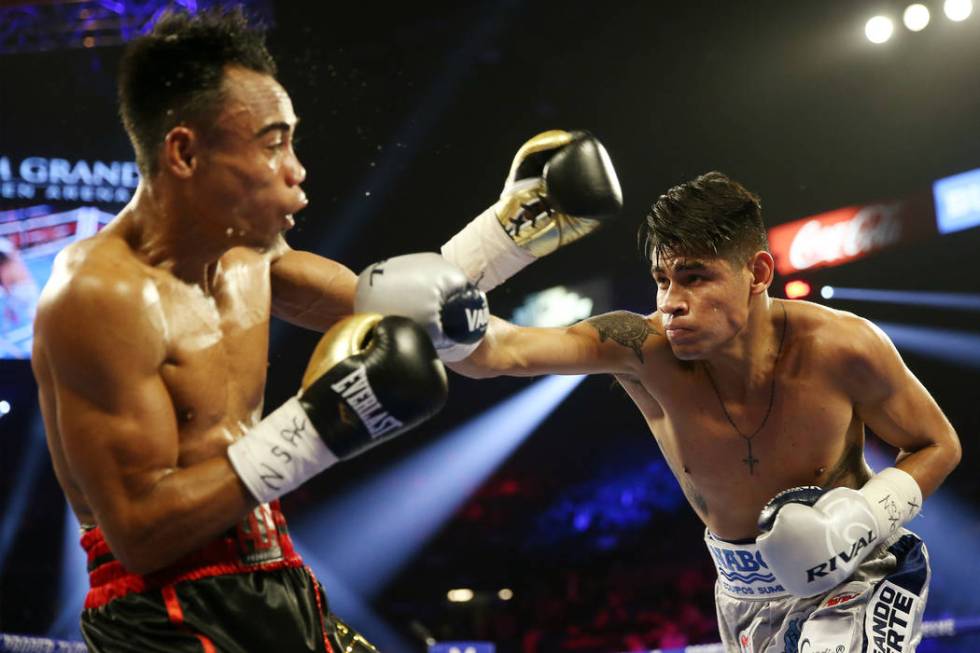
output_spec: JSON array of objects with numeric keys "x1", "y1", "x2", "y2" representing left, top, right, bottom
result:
[
  {"x1": 227, "y1": 397, "x2": 338, "y2": 504},
  {"x1": 859, "y1": 467, "x2": 923, "y2": 537},
  {"x1": 441, "y1": 204, "x2": 537, "y2": 292}
]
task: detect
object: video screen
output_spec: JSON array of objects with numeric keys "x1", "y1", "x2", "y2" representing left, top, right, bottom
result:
[{"x1": 0, "y1": 155, "x2": 137, "y2": 358}]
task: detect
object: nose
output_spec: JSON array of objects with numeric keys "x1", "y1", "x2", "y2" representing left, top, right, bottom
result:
[
  {"x1": 658, "y1": 284, "x2": 688, "y2": 317},
  {"x1": 285, "y1": 149, "x2": 306, "y2": 186}
]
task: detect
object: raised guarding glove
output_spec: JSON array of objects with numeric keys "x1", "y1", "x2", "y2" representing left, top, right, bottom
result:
[
  {"x1": 441, "y1": 129, "x2": 622, "y2": 292},
  {"x1": 354, "y1": 253, "x2": 489, "y2": 362},
  {"x1": 228, "y1": 314, "x2": 448, "y2": 504},
  {"x1": 756, "y1": 468, "x2": 922, "y2": 597}
]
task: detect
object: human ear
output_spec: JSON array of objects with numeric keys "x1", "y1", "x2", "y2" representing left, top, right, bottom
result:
[
  {"x1": 162, "y1": 126, "x2": 198, "y2": 179},
  {"x1": 748, "y1": 251, "x2": 775, "y2": 295}
]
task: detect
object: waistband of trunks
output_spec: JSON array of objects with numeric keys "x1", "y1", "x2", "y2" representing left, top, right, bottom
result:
[
  {"x1": 704, "y1": 529, "x2": 791, "y2": 601},
  {"x1": 81, "y1": 500, "x2": 304, "y2": 610}
]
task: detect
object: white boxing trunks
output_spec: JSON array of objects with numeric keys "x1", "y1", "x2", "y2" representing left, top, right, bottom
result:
[{"x1": 705, "y1": 529, "x2": 930, "y2": 653}]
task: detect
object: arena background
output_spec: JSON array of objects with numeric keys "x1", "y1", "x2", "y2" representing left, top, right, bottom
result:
[{"x1": 1, "y1": 1, "x2": 978, "y2": 651}]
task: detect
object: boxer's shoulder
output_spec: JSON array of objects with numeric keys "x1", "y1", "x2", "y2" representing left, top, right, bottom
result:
[
  {"x1": 784, "y1": 300, "x2": 888, "y2": 385},
  {"x1": 35, "y1": 235, "x2": 167, "y2": 361}
]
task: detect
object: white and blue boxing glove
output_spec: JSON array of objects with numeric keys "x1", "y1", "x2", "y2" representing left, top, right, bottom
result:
[
  {"x1": 756, "y1": 468, "x2": 922, "y2": 597},
  {"x1": 354, "y1": 252, "x2": 489, "y2": 362}
]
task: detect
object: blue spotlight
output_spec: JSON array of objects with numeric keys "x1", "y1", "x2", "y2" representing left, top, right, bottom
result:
[
  {"x1": 823, "y1": 287, "x2": 980, "y2": 312},
  {"x1": 875, "y1": 322, "x2": 980, "y2": 369},
  {"x1": 47, "y1": 503, "x2": 88, "y2": 641},
  {"x1": 292, "y1": 374, "x2": 585, "y2": 598},
  {"x1": 290, "y1": 540, "x2": 414, "y2": 653},
  {"x1": 0, "y1": 416, "x2": 49, "y2": 571},
  {"x1": 865, "y1": 444, "x2": 980, "y2": 616}
]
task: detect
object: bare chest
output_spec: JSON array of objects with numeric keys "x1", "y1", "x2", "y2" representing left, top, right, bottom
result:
[
  {"x1": 156, "y1": 267, "x2": 272, "y2": 464},
  {"x1": 623, "y1": 364, "x2": 864, "y2": 538}
]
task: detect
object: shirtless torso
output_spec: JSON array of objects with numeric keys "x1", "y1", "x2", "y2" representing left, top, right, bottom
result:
[
  {"x1": 453, "y1": 283, "x2": 956, "y2": 542},
  {"x1": 33, "y1": 221, "x2": 270, "y2": 528},
  {"x1": 31, "y1": 205, "x2": 356, "y2": 572},
  {"x1": 611, "y1": 300, "x2": 870, "y2": 539}
]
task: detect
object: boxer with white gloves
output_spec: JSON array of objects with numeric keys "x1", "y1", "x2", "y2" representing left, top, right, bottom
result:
[
  {"x1": 442, "y1": 129, "x2": 623, "y2": 292},
  {"x1": 442, "y1": 169, "x2": 960, "y2": 653}
]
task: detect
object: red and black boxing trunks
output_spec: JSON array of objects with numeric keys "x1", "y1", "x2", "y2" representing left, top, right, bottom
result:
[{"x1": 79, "y1": 501, "x2": 376, "y2": 653}]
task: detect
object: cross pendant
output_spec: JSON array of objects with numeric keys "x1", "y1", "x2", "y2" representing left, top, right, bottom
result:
[{"x1": 742, "y1": 441, "x2": 759, "y2": 475}]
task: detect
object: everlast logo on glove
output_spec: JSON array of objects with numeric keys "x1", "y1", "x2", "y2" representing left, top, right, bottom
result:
[
  {"x1": 331, "y1": 365, "x2": 403, "y2": 438},
  {"x1": 806, "y1": 529, "x2": 877, "y2": 583}
]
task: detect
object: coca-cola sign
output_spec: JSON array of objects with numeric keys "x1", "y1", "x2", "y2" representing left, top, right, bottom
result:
[{"x1": 769, "y1": 203, "x2": 905, "y2": 275}]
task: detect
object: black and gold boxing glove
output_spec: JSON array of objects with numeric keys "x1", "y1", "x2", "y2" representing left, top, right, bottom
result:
[
  {"x1": 227, "y1": 314, "x2": 448, "y2": 504},
  {"x1": 441, "y1": 130, "x2": 623, "y2": 291}
]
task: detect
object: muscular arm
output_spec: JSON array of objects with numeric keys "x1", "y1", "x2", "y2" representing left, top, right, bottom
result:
[
  {"x1": 840, "y1": 316, "x2": 961, "y2": 498},
  {"x1": 269, "y1": 236, "x2": 357, "y2": 331},
  {"x1": 448, "y1": 310, "x2": 660, "y2": 379},
  {"x1": 35, "y1": 273, "x2": 254, "y2": 574}
]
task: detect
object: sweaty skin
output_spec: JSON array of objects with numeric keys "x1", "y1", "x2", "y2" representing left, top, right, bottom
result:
[
  {"x1": 450, "y1": 255, "x2": 961, "y2": 540},
  {"x1": 32, "y1": 66, "x2": 357, "y2": 574}
]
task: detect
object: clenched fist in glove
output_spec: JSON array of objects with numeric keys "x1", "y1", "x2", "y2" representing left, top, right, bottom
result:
[
  {"x1": 442, "y1": 130, "x2": 622, "y2": 292},
  {"x1": 756, "y1": 468, "x2": 922, "y2": 597}
]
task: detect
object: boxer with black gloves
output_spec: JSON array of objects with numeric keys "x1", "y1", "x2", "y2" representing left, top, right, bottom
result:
[
  {"x1": 31, "y1": 9, "x2": 450, "y2": 653},
  {"x1": 443, "y1": 170, "x2": 960, "y2": 653}
]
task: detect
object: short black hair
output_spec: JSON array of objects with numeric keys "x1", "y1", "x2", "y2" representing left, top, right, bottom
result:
[
  {"x1": 117, "y1": 7, "x2": 277, "y2": 176},
  {"x1": 638, "y1": 171, "x2": 768, "y2": 267}
]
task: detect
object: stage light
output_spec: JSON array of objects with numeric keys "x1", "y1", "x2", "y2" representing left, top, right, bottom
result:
[
  {"x1": 512, "y1": 285, "x2": 594, "y2": 327},
  {"x1": 0, "y1": 400, "x2": 9, "y2": 415},
  {"x1": 47, "y1": 504, "x2": 88, "y2": 641},
  {"x1": 866, "y1": 15, "x2": 895, "y2": 43},
  {"x1": 876, "y1": 322, "x2": 980, "y2": 369},
  {"x1": 904, "y1": 3, "x2": 931, "y2": 30},
  {"x1": 819, "y1": 287, "x2": 980, "y2": 312},
  {"x1": 498, "y1": 588, "x2": 514, "y2": 601},
  {"x1": 447, "y1": 588, "x2": 474, "y2": 603},
  {"x1": 291, "y1": 374, "x2": 586, "y2": 599},
  {"x1": 784, "y1": 280, "x2": 811, "y2": 299},
  {"x1": 944, "y1": 0, "x2": 973, "y2": 21}
]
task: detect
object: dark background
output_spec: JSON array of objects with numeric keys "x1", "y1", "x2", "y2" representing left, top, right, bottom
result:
[{"x1": 1, "y1": 1, "x2": 978, "y2": 651}]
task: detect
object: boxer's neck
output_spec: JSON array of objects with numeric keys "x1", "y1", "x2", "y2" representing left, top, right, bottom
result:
[
  {"x1": 701, "y1": 295, "x2": 783, "y2": 402},
  {"x1": 125, "y1": 180, "x2": 227, "y2": 292}
]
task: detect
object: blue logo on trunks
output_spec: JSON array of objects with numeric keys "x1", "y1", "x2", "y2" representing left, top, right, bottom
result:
[
  {"x1": 783, "y1": 618, "x2": 802, "y2": 653},
  {"x1": 704, "y1": 530, "x2": 789, "y2": 599}
]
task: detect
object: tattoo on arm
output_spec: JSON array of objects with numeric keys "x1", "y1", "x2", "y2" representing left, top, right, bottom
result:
[{"x1": 586, "y1": 312, "x2": 658, "y2": 364}]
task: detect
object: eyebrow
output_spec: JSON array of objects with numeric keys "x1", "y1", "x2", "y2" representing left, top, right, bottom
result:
[
  {"x1": 652, "y1": 260, "x2": 709, "y2": 274},
  {"x1": 254, "y1": 117, "x2": 300, "y2": 139}
]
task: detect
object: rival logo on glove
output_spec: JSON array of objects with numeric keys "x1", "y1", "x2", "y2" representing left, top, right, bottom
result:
[
  {"x1": 806, "y1": 528, "x2": 877, "y2": 583},
  {"x1": 330, "y1": 364, "x2": 404, "y2": 438}
]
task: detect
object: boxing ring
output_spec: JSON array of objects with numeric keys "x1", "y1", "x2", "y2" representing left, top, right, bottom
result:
[{"x1": 2, "y1": 616, "x2": 979, "y2": 653}]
